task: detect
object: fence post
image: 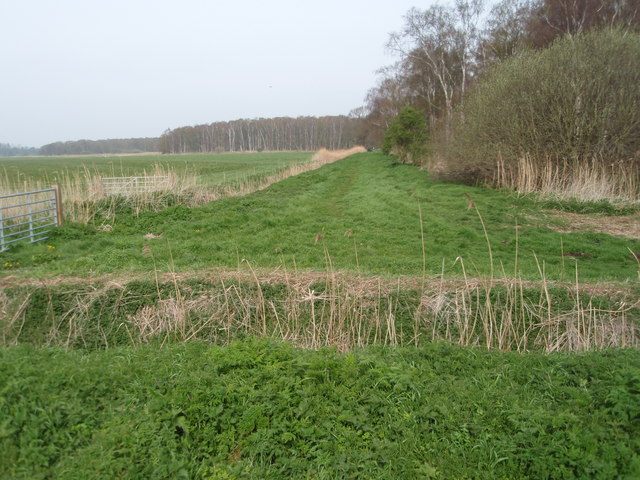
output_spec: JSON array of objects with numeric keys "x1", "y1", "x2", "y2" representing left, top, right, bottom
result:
[
  {"x1": 28, "y1": 193, "x2": 34, "y2": 243},
  {"x1": 52, "y1": 184, "x2": 64, "y2": 227},
  {"x1": 0, "y1": 207, "x2": 4, "y2": 252}
]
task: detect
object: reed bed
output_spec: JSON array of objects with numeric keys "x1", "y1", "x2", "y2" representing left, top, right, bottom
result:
[{"x1": 494, "y1": 155, "x2": 640, "y2": 205}]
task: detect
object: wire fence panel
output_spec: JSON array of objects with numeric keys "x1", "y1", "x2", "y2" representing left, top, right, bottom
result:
[
  {"x1": 0, "y1": 188, "x2": 61, "y2": 252},
  {"x1": 102, "y1": 176, "x2": 169, "y2": 196}
]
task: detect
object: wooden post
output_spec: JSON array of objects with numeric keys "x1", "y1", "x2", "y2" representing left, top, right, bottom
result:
[{"x1": 52, "y1": 184, "x2": 64, "y2": 227}]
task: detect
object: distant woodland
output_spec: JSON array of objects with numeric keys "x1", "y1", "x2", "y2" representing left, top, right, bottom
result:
[
  {"x1": 2, "y1": 116, "x2": 367, "y2": 156},
  {"x1": 0, "y1": 139, "x2": 159, "y2": 157},
  {"x1": 39, "y1": 137, "x2": 160, "y2": 156},
  {"x1": 158, "y1": 116, "x2": 366, "y2": 154},
  {"x1": 0, "y1": 143, "x2": 39, "y2": 157}
]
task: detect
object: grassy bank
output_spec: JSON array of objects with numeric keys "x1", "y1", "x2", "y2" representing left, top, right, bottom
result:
[
  {"x1": 1, "y1": 339, "x2": 638, "y2": 479},
  {"x1": 2, "y1": 276, "x2": 637, "y2": 352}
]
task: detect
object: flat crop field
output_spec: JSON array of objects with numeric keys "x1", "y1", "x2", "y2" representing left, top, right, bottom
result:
[
  {"x1": 0, "y1": 151, "x2": 312, "y2": 188},
  {"x1": 1, "y1": 151, "x2": 639, "y2": 479}
]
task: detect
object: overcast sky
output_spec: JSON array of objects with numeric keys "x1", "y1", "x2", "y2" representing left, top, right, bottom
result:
[{"x1": 0, "y1": 0, "x2": 433, "y2": 147}]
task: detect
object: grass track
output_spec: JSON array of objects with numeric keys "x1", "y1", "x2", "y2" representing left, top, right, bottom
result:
[{"x1": 2, "y1": 152, "x2": 638, "y2": 282}]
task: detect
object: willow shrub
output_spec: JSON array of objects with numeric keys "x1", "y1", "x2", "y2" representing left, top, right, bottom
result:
[
  {"x1": 444, "y1": 28, "x2": 640, "y2": 184},
  {"x1": 382, "y1": 107, "x2": 429, "y2": 164}
]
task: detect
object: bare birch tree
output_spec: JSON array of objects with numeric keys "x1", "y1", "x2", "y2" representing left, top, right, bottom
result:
[{"x1": 386, "y1": 1, "x2": 485, "y2": 136}]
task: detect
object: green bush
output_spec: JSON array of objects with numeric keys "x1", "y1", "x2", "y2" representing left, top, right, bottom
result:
[
  {"x1": 446, "y1": 28, "x2": 640, "y2": 179},
  {"x1": 382, "y1": 107, "x2": 429, "y2": 164}
]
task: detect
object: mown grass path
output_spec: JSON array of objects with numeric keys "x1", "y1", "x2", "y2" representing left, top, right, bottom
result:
[{"x1": 2, "y1": 152, "x2": 639, "y2": 282}]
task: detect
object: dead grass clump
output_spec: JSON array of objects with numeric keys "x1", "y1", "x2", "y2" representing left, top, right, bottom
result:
[
  {"x1": 415, "y1": 278, "x2": 638, "y2": 353},
  {"x1": 310, "y1": 146, "x2": 367, "y2": 163},
  {"x1": 543, "y1": 210, "x2": 640, "y2": 240}
]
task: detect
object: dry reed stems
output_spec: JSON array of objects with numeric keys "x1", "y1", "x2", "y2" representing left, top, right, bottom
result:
[
  {"x1": 495, "y1": 155, "x2": 639, "y2": 205},
  {"x1": 1, "y1": 268, "x2": 636, "y2": 353}
]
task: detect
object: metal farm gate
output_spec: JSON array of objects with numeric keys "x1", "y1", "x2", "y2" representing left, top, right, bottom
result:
[
  {"x1": 101, "y1": 176, "x2": 169, "y2": 196},
  {"x1": 0, "y1": 187, "x2": 63, "y2": 252}
]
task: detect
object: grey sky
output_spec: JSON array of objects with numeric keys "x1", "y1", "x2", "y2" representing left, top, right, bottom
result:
[{"x1": 1, "y1": 0, "x2": 429, "y2": 147}]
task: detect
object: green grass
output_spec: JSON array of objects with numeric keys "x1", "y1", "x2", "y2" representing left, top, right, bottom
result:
[
  {"x1": 2, "y1": 152, "x2": 638, "y2": 282},
  {"x1": 0, "y1": 152, "x2": 312, "y2": 189},
  {"x1": 1, "y1": 152, "x2": 638, "y2": 479},
  {"x1": 1, "y1": 338, "x2": 638, "y2": 479},
  {"x1": 539, "y1": 198, "x2": 640, "y2": 216},
  {"x1": 2, "y1": 277, "x2": 635, "y2": 352}
]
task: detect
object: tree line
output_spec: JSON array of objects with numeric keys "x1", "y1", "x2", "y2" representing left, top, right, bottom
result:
[
  {"x1": 39, "y1": 137, "x2": 160, "y2": 156},
  {"x1": 362, "y1": 0, "x2": 640, "y2": 147},
  {"x1": 0, "y1": 138, "x2": 161, "y2": 157},
  {"x1": 158, "y1": 116, "x2": 366, "y2": 154},
  {"x1": 4, "y1": 115, "x2": 367, "y2": 157},
  {"x1": 0, "y1": 143, "x2": 39, "y2": 157}
]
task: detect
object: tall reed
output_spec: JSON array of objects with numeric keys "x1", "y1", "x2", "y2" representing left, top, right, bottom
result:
[
  {"x1": 494, "y1": 155, "x2": 639, "y2": 205},
  {"x1": 1, "y1": 268, "x2": 636, "y2": 353}
]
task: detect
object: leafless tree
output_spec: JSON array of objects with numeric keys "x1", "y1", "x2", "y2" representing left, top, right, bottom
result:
[{"x1": 385, "y1": 1, "x2": 485, "y2": 136}]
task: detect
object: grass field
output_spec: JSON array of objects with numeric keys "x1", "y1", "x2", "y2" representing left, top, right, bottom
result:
[
  {"x1": 0, "y1": 152, "x2": 313, "y2": 189},
  {"x1": 1, "y1": 151, "x2": 639, "y2": 478}
]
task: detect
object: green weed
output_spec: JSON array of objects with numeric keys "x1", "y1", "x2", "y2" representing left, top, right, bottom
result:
[{"x1": 1, "y1": 339, "x2": 638, "y2": 479}]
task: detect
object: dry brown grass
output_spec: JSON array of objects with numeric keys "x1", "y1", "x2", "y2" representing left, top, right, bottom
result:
[
  {"x1": 1, "y1": 266, "x2": 637, "y2": 353},
  {"x1": 310, "y1": 146, "x2": 367, "y2": 163},
  {"x1": 495, "y1": 155, "x2": 639, "y2": 205},
  {"x1": 0, "y1": 164, "x2": 197, "y2": 224},
  {"x1": 546, "y1": 210, "x2": 640, "y2": 240}
]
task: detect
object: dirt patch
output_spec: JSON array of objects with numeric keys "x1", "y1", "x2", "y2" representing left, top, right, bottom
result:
[{"x1": 547, "y1": 210, "x2": 640, "y2": 240}]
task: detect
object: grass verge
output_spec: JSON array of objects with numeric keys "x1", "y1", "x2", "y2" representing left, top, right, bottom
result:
[{"x1": 1, "y1": 338, "x2": 638, "y2": 479}]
